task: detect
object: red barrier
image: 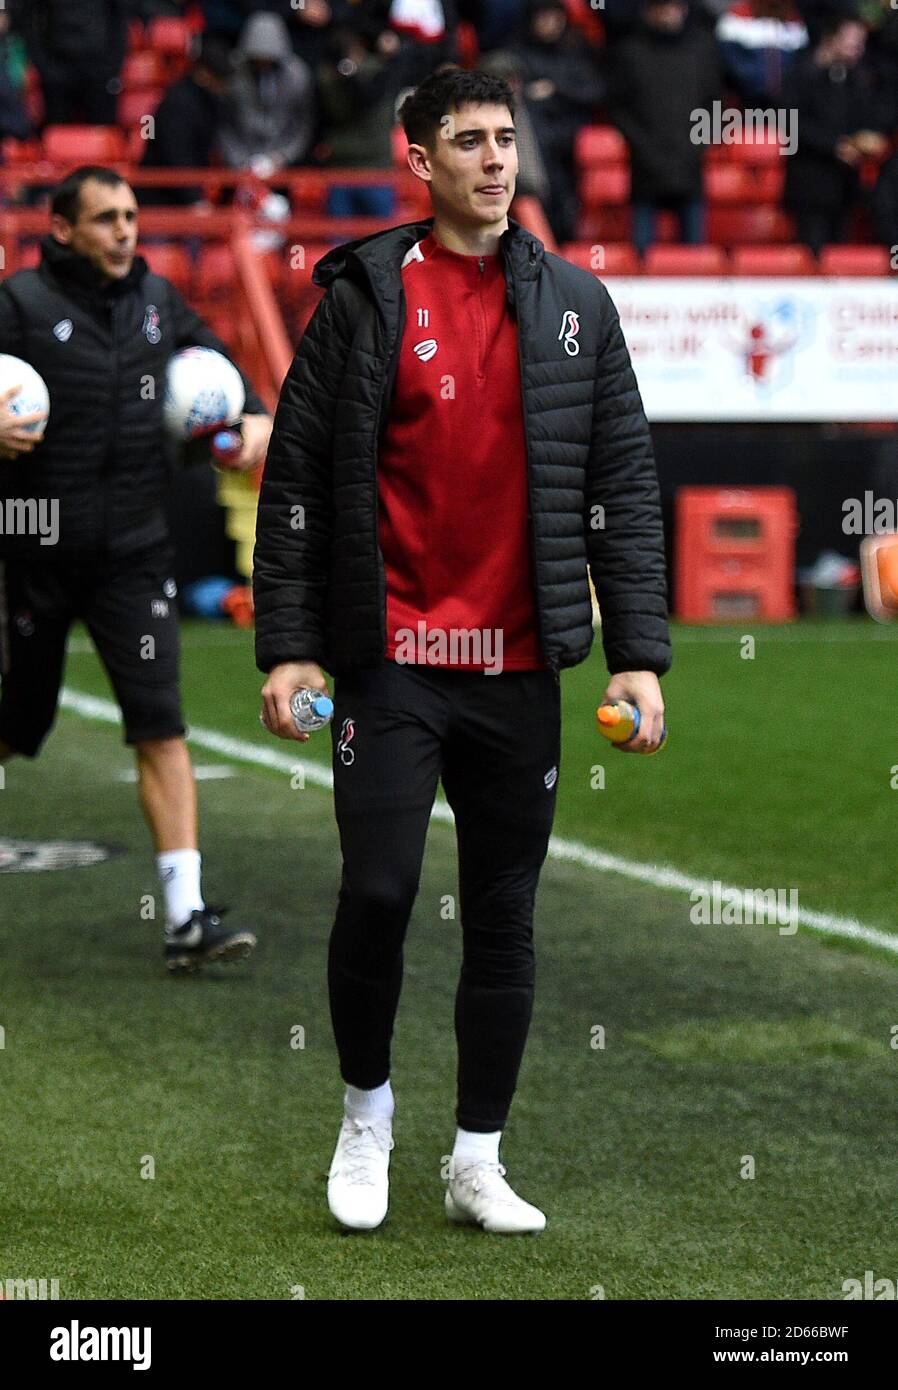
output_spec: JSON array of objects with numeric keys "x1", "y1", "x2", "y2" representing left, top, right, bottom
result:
[{"x1": 675, "y1": 486, "x2": 798, "y2": 622}]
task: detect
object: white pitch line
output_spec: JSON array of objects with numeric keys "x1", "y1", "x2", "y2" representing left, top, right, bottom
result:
[{"x1": 60, "y1": 686, "x2": 897, "y2": 956}]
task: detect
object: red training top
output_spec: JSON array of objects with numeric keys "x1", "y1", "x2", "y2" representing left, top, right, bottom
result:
[{"x1": 376, "y1": 231, "x2": 544, "y2": 672}]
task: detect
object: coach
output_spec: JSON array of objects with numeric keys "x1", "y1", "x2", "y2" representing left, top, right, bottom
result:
[
  {"x1": 0, "y1": 165, "x2": 273, "y2": 970},
  {"x1": 254, "y1": 69, "x2": 671, "y2": 1232}
]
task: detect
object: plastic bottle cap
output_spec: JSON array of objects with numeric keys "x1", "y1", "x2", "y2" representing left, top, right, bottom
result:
[
  {"x1": 312, "y1": 696, "x2": 334, "y2": 718},
  {"x1": 598, "y1": 705, "x2": 620, "y2": 727}
]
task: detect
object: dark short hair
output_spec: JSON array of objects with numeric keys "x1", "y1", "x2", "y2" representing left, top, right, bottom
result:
[
  {"x1": 51, "y1": 166, "x2": 129, "y2": 223},
  {"x1": 398, "y1": 68, "x2": 515, "y2": 149}
]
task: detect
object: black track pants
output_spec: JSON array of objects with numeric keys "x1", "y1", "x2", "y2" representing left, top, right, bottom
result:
[{"x1": 327, "y1": 661, "x2": 561, "y2": 1132}]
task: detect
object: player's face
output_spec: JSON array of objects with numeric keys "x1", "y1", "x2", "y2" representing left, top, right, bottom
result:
[
  {"x1": 53, "y1": 179, "x2": 139, "y2": 282},
  {"x1": 412, "y1": 103, "x2": 518, "y2": 231}
]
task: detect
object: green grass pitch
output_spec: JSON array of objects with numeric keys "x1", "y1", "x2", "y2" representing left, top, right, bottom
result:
[{"x1": 1, "y1": 618, "x2": 897, "y2": 1299}]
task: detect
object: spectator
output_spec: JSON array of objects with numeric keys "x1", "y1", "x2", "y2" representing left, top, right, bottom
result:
[
  {"x1": 610, "y1": 0, "x2": 721, "y2": 255},
  {"x1": 316, "y1": 27, "x2": 404, "y2": 220},
  {"x1": 12, "y1": 0, "x2": 128, "y2": 126},
  {"x1": 140, "y1": 37, "x2": 235, "y2": 206},
  {"x1": 483, "y1": 0, "x2": 606, "y2": 244},
  {"x1": 783, "y1": 13, "x2": 889, "y2": 253},
  {"x1": 0, "y1": 11, "x2": 31, "y2": 143},
  {"x1": 220, "y1": 11, "x2": 317, "y2": 174},
  {"x1": 717, "y1": 0, "x2": 809, "y2": 105}
]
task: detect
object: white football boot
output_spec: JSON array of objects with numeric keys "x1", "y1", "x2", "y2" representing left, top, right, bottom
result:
[
  {"x1": 327, "y1": 1114, "x2": 394, "y2": 1230},
  {"x1": 445, "y1": 1160, "x2": 546, "y2": 1234}
]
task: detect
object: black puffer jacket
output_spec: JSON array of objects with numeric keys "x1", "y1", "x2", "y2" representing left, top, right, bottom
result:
[
  {"x1": 253, "y1": 216, "x2": 671, "y2": 678},
  {"x1": 0, "y1": 237, "x2": 265, "y2": 556}
]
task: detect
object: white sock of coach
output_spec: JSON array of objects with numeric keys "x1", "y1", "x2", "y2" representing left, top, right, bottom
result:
[
  {"x1": 452, "y1": 1127, "x2": 502, "y2": 1169},
  {"x1": 344, "y1": 1080, "x2": 395, "y2": 1122},
  {"x1": 157, "y1": 848, "x2": 205, "y2": 930}
]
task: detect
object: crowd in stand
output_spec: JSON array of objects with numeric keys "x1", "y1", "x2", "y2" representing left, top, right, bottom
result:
[{"x1": 1, "y1": 0, "x2": 897, "y2": 252}]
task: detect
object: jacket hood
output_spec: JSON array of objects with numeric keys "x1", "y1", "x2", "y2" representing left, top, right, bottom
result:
[
  {"x1": 312, "y1": 216, "x2": 545, "y2": 315},
  {"x1": 237, "y1": 12, "x2": 293, "y2": 62},
  {"x1": 40, "y1": 235, "x2": 148, "y2": 297}
]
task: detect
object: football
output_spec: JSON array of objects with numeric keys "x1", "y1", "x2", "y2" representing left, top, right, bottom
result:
[
  {"x1": 163, "y1": 346, "x2": 245, "y2": 441},
  {"x1": 0, "y1": 353, "x2": 50, "y2": 433}
]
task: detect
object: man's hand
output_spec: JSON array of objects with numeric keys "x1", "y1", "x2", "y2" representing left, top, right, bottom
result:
[
  {"x1": 0, "y1": 384, "x2": 47, "y2": 459},
  {"x1": 233, "y1": 413, "x2": 273, "y2": 471},
  {"x1": 602, "y1": 670, "x2": 665, "y2": 752},
  {"x1": 260, "y1": 661, "x2": 330, "y2": 742}
]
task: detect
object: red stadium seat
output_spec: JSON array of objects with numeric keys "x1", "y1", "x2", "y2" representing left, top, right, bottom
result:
[
  {"x1": 43, "y1": 124, "x2": 128, "y2": 164},
  {"x1": 148, "y1": 17, "x2": 193, "y2": 60},
  {"x1": 195, "y1": 243, "x2": 234, "y2": 299},
  {"x1": 122, "y1": 51, "x2": 165, "y2": 87},
  {"x1": 705, "y1": 163, "x2": 785, "y2": 204},
  {"x1": 644, "y1": 244, "x2": 729, "y2": 276},
  {"x1": 118, "y1": 87, "x2": 164, "y2": 129},
  {"x1": 819, "y1": 245, "x2": 892, "y2": 277},
  {"x1": 575, "y1": 207, "x2": 632, "y2": 243},
  {"x1": 563, "y1": 0, "x2": 605, "y2": 44},
  {"x1": 1, "y1": 138, "x2": 41, "y2": 164},
  {"x1": 17, "y1": 242, "x2": 41, "y2": 271},
  {"x1": 560, "y1": 241, "x2": 641, "y2": 275},
  {"x1": 728, "y1": 134, "x2": 785, "y2": 165},
  {"x1": 707, "y1": 206, "x2": 794, "y2": 245},
  {"x1": 391, "y1": 125, "x2": 409, "y2": 168},
  {"x1": 576, "y1": 124, "x2": 628, "y2": 169},
  {"x1": 731, "y1": 245, "x2": 817, "y2": 276},
  {"x1": 456, "y1": 20, "x2": 479, "y2": 67},
  {"x1": 580, "y1": 164, "x2": 630, "y2": 207},
  {"x1": 141, "y1": 243, "x2": 192, "y2": 294}
]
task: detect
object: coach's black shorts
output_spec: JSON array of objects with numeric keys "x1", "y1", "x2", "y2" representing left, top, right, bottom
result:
[{"x1": 0, "y1": 544, "x2": 185, "y2": 757}]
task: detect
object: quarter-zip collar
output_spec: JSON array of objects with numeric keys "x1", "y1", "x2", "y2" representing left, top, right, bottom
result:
[{"x1": 312, "y1": 215, "x2": 544, "y2": 321}]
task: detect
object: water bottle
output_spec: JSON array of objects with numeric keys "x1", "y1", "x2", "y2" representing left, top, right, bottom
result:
[
  {"x1": 210, "y1": 428, "x2": 243, "y2": 468},
  {"x1": 290, "y1": 687, "x2": 334, "y2": 733},
  {"x1": 596, "y1": 699, "x2": 667, "y2": 755}
]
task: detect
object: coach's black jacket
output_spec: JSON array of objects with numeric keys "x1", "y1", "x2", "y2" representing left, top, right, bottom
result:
[
  {"x1": 253, "y1": 216, "x2": 671, "y2": 678},
  {"x1": 0, "y1": 236, "x2": 265, "y2": 557}
]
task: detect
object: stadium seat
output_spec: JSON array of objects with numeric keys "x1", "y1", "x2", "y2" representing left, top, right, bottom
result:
[
  {"x1": 1, "y1": 138, "x2": 41, "y2": 164},
  {"x1": 17, "y1": 242, "x2": 41, "y2": 271},
  {"x1": 576, "y1": 124, "x2": 628, "y2": 169},
  {"x1": 580, "y1": 165, "x2": 630, "y2": 207},
  {"x1": 148, "y1": 17, "x2": 193, "y2": 62},
  {"x1": 560, "y1": 241, "x2": 641, "y2": 275},
  {"x1": 456, "y1": 20, "x2": 479, "y2": 67},
  {"x1": 704, "y1": 164, "x2": 784, "y2": 205},
  {"x1": 392, "y1": 125, "x2": 409, "y2": 167},
  {"x1": 563, "y1": 0, "x2": 605, "y2": 44},
  {"x1": 731, "y1": 245, "x2": 817, "y2": 276},
  {"x1": 141, "y1": 243, "x2": 192, "y2": 294},
  {"x1": 195, "y1": 243, "x2": 234, "y2": 299},
  {"x1": 118, "y1": 88, "x2": 164, "y2": 129},
  {"x1": 707, "y1": 206, "x2": 794, "y2": 245},
  {"x1": 122, "y1": 51, "x2": 165, "y2": 87},
  {"x1": 644, "y1": 244, "x2": 729, "y2": 276},
  {"x1": 43, "y1": 124, "x2": 128, "y2": 164},
  {"x1": 728, "y1": 135, "x2": 785, "y2": 165},
  {"x1": 819, "y1": 245, "x2": 893, "y2": 277}
]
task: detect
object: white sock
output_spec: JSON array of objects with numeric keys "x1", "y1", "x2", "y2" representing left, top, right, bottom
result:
[
  {"x1": 453, "y1": 1127, "x2": 502, "y2": 1169},
  {"x1": 157, "y1": 849, "x2": 204, "y2": 930},
  {"x1": 344, "y1": 1080, "x2": 394, "y2": 1122}
]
